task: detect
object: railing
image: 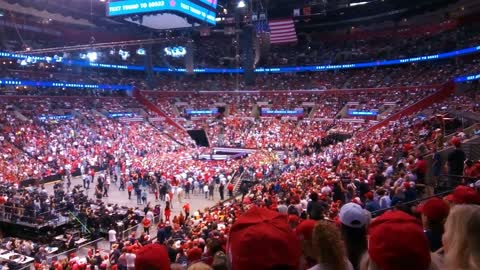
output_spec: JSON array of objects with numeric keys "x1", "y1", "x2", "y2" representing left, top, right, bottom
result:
[
  {"x1": 370, "y1": 173, "x2": 479, "y2": 217},
  {"x1": 68, "y1": 211, "x2": 91, "y2": 235},
  {"x1": 370, "y1": 189, "x2": 454, "y2": 218},
  {"x1": 0, "y1": 205, "x2": 69, "y2": 228},
  {"x1": 45, "y1": 237, "x2": 105, "y2": 264},
  {"x1": 118, "y1": 214, "x2": 161, "y2": 240}
]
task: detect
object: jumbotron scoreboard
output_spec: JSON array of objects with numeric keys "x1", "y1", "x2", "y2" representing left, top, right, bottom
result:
[{"x1": 107, "y1": 0, "x2": 217, "y2": 25}]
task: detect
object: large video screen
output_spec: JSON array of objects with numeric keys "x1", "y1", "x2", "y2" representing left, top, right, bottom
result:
[
  {"x1": 198, "y1": 0, "x2": 217, "y2": 9},
  {"x1": 107, "y1": 0, "x2": 216, "y2": 25}
]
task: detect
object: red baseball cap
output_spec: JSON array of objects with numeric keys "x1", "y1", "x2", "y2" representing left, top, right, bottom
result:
[
  {"x1": 417, "y1": 197, "x2": 449, "y2": 222},
  {"x1": 134, "y1": 244, "x2": 170, "y2": 270},
  {"x1": 452, "y1": 185, "x2": 480, "y2": 205},
  {"x1": 365, "y1": 191, "x2": 374, "y2": 200},
  {"x1": 368, "y1": 211, "x2": 431, "y2": 270},
  {"x1": 187, "y1": 247, "x2": 203, "y2": 262},
  {"x1": 450, "y1": 136, "x2": 461, "y2": 147},
  {"x1": 228, "y1": 206, "x2": 301, "y2": 270},
  {"x1": 295, "y1": 219, "x2": 317, "y2": 241}
]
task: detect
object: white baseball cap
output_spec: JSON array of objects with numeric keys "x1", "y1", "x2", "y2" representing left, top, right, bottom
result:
[{"x1": 339, "y1": 202, "x2": 368, "y2": 228}]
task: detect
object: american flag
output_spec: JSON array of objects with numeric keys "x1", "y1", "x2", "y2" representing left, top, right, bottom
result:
[{"x1": 268, "y1": 19, "x2": 297, "y2": 44}]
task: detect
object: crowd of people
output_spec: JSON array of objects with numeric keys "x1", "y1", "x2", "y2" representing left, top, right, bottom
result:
[
  {"x1": 0, "y1": 80, "x2": 469, "y2": 270},
  {"x1": 0, "y1": 11, "x2": 479, "y2": 270}
]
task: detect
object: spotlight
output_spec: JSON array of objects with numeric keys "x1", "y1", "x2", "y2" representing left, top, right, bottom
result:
[
  {"x1": 136, "y1": 48, "x2": 146, "y2": 55},
  {"x1": 119, "y1": 50, "x2": 130, "y2": 60},
  {"x1": 87, "y1": 52, "x2": 98, "y2": 62},
  {"x1": 237, "y1": 0, "x2": 246, "y2": 8}
]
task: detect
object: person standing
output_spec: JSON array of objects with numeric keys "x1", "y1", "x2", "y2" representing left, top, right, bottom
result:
[
  {"x1": 103, "y1": 175, "x2": 110, "y2": 197},
  {"x1": 127, "y1": 183, "x2": 133, "y2": 200},
  {"x1": 227, "y1": 182, "x2": 234, "y2": 198},
  {"x1": 136, "y1": 187, "x2": 142, "y2": 205},
  {"x1": 95, "y1": 183, "x2": 103, "y2": 203},
  {"x1": 185, "y1": 180, "x2": 191, "y2": 199},
  {"x1": 219, "y1": 182, "x2": 225, "y2": 201},
  {"x1": 203, "y1": 183, "x2": 209, "y2": 199},
  {"x1": 141, "y1": 189, "x2": 147, "y2": 205},
  {"x1": 119, "y1": 175, "x2": 126, "y2": 191},
  {"x1": 108, "y1": 228, "x2": 117, "y2": 249},
  {"x1": 83, "y1": 174, "x2": 90, "y2": 190},
  {"x1": 142, "y1": 217, "x2": 151, "y2": 234},
  {"x1": 208, "y1": 181, "x2": 215, "y2": 200},
  {"x1": 447, "y1": 137, "x2": 466, "y2": 188},
  {"x1": 164, "y1": 201, "x2": 171, "y2": 222},
  {"x1": 183, "y1": 203, "x2": 190, "y2": 220},
  {"x1": 430, "y1": 146, "x2": 442, "y2": 194},
  {"x1": 177, "y1": 185, "x2": 184, "y2": 204}
]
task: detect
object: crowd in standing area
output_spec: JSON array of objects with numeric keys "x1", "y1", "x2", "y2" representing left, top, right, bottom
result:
[{"x1": 20, "y1": 87, "x2": 478, "y2": 270}]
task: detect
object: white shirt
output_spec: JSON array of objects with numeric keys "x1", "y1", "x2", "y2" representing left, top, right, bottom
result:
[
  {"x1": 126, "y1": 253, "x2": 136, "y2": 267},
  {"x1": 203, "y1": 185, "x2": 209, "y2": 192},
  {"x1": 307, "y1": 259, "x2": 354, "y2": 270},
  {"x1": 108, "y1": 229, "x2": 117, "y2": 242},
  {"x1": 146, "y1": 211, "x2": 154, "y2": 221}
]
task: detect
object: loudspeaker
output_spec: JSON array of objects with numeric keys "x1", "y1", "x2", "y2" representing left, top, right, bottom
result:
[
  {"x1": 185, "y1": 40, "x2": 194, "y2": 74},
  {"x1": 241, "y1": 25, "x2": 255, "y2": 86}
]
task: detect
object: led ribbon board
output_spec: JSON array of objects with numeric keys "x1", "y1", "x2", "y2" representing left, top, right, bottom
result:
[
  {"x1": 1, "y1": 45, "x2": 479, "y2": 73},
  {"x1": 108, "y1": 112, "x2": 135, "y2": 118},
  {"x1": 0, "y1": 79, "x2": 133, "y2": 90},
  {"x1": 38, "y1": 114, "x2": 74, "y2": 121},
  {"x1": 107, "y1": 0, "x2": 216, "y2": 25},
  {"x1": 185, "y1": 108, "x2": 219, "y2": 115},
  {"x1": 347, "y1": 110, "x2": 378, "y2": 116},
  {"x1": 261, "y1": 108, "x2": 304, "y2": 116},
  {"x1": 454, "y1": 73, "x2": 480, "y2": 82}
]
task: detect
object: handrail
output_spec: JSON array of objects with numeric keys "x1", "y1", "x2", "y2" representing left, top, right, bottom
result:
[
  {"x1": 369, "y1": 174, "x2": 477, "y2": 218},
  {"x1": 67, "y1": 211, "x2": 91, "y2": 234},
  {"x1": 45, "y1": 237, "x2": 105, "y2": 264},
  {"x1": 370, "y1": 189, "x2": 455, "y2": 217}
]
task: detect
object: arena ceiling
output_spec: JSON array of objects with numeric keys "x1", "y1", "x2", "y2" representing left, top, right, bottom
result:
[{"x1": 0, "y1": 0, "x2": 462, "y2": 31}]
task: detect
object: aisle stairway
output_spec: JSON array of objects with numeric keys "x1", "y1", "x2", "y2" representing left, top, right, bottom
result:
[{"x1": 362, "y1": 81, "x2": 455, "y2": 134}]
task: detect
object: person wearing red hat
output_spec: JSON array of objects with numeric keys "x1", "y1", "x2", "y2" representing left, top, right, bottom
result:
[
  {"x1": 187, "y1": 247, "x2": 203, "y2": 265},
  {"x1": 446, "y1": 136, "x2": 466, "y2": 188},
  {"x1": 417, "y1": 197, "x2": 449, "y2": 251},
  {"x1": 227, "y1": 206, "x2": 301, "y2": 270},
  {"x1": 452, "y1": 185, "x2": 480, "y2": 205},
  {"x1": 134, "y1": 243, "x2": 171, "y2": 270},
  {"x1": 443, "y1": 204, "x2": 480, "y2": 270},
  {"x1": 359, "y1": 211, "x2": 442, "y2": 270}
]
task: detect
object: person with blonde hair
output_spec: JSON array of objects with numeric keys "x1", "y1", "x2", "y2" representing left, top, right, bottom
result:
[
  {"x1": 443, "y1": 204, "x2": 480, "y2": 270},
  {"x1": 310, "y1": 220, "x2": 353, "y2": 270},
  {"x1": 359, "y1": 211, "x2": 442, "y2": 270},
  {"x1": 188, "y1": 262, "x2": 213, "y2": 270}
]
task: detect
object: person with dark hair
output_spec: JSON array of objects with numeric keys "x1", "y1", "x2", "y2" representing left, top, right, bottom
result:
[
  {"x1": 339, "y1": 203, "x2": 369, "y2": 270},
  {"x1": 307, "y1": 192, "x2": 326, "y2": 220},
  {"x1": 447, "y1": 137, "x2": 466, "y2": 188},
  {"x1": 416, "y1": 197, "x2": 449, "y2": 252}
]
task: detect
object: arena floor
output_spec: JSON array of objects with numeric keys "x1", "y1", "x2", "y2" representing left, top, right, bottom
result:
[{"x1": 43, "y1": 174, "x2": 218, "y2": 258}]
